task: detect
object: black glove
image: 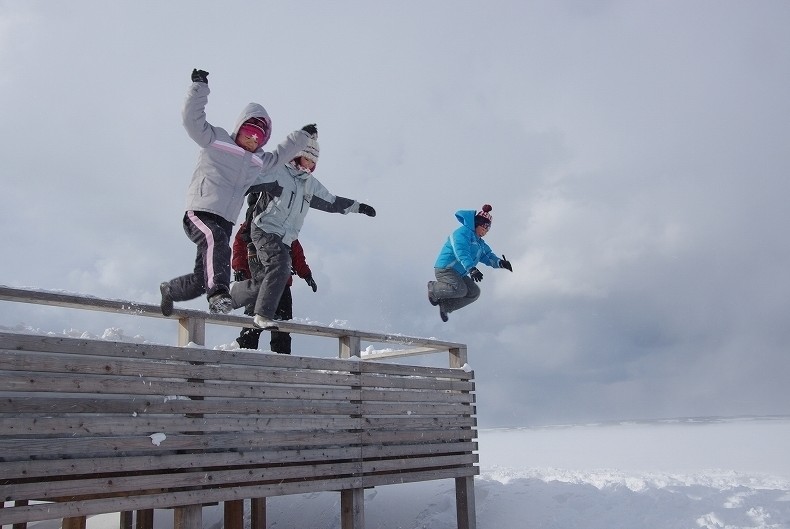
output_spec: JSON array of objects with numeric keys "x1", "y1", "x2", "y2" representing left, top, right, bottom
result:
[
  {"x1": 469, "y1": 267, "x2": 484, "y2": 282},
  {"x1": 305, "y1": 275, "x2": 318, "y2": 293},
  {"x1": 358, "y1": 203, "x2": 376, "y2": 217},
  {"x1": 301, "y1": 124, "x2": 318, "y2": 137},
  {"x1": 499, "y1": 255, "x2": 513, "y2": 272},
  {"x1": 191, "y1": 69, "x2": 209, "y2": 84},
  {"x1": 247, "y1": 243, "x2": 260, "y2": 265},
  {"x1": 233, "y1": 270, "x2": 245, "y2": 282}
]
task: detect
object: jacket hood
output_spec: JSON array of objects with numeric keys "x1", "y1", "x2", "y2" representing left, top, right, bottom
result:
[
  {"x1": 232, "y1": 103, "x2": 272, "y2": 135},
  {"x1": 455, "y1": 209, "x2": 477, "y2": 231}
]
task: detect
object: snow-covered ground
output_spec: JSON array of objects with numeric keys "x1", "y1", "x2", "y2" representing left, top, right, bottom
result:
[{"x1": 22, "y1": 416, "x2": 790, "y2": 529}]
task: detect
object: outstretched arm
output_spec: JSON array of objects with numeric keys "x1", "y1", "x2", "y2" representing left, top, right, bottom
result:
[{"x1": 182, "y1": 69, "x2": 215, "y2": 147}]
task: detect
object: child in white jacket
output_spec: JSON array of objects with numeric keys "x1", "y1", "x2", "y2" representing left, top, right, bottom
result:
[{"x1": 159, "y1": 68, "x2": 315, "y2": 316}]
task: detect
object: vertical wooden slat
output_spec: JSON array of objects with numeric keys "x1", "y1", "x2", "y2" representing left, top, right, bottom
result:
[
  {"x1": 224, "y1": 500, "x2": 243, "y2": 529},
  {"x1": 251, "y1": 498, "x2": 266, "y2": 529},
  {"x1": 12, "y1": 500, "x2": 29, "y2": 529},
  {"x1": 62, "y1": 517, "x2": 86, "y2": 529},
  {"x1": 341, "y1": 488, "x2": 364, "y2": 529},
  {"x1": 173, "y1": 504, "x2": 201, "y2": 529},
  {"x1": 119, "y1": 511, "x2": 133, "y2": 529},
  {"x1": 135, "y1": 509, "x2": 153, "y2": 529}
]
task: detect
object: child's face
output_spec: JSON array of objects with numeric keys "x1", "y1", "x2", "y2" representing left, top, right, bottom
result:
[
  {"x1": 297, "y1": 157, "x2": 316, "y2": 172},
  {"x1": 475, "y1": 223, "x2": 491, "y2": 237},
  {"x1": 235, "y1": 119, "x2": 270, "y2": 153},
  {"x1": 236, "y1": 131, "x2": 261, "y2": 152}
]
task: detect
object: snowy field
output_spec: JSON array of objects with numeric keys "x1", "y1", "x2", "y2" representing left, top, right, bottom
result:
[{"x1": 22, "y1": 416, "x2": 790, "y2": 529}]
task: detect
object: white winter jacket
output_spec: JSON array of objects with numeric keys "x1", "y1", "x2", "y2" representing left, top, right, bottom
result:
[{"x1": 182, "y1": 82, "x2": 309, "y2": 223}]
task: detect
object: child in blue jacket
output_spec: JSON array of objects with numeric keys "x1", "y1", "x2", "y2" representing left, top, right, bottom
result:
[{"x1": 427, "y1": 204, "x2": 513, "y2": 322}]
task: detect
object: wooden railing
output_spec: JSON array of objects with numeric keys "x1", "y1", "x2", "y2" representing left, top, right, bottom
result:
[{"x1": 0, "y1": 285, "x2": 477, "y2": 529}]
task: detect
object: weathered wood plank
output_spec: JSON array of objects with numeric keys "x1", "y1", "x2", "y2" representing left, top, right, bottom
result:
[
  {"x1": 360, "y1": 401, "x2": 475, "y2": 416},
  {"x1": 0, "y1": 415, "x2": 364, "y2": 437},
  {"x1": 0, "y1": 349, "x2": 363, "y2": 382},
  {"x1": 361, "y1": 441, "x2": 478, "y2": 459},
  {"x1": 357, "y1": 360, "x2": 473, "y2": 379},
  {"x1": 0, "y1": 371, "x2": 361, "y2": 400},
  {"x1": 361, "y1": 453, "x2": 479, "y2": 474},
  {"x1": 360, "y1": 388, "x2": 475, "y2": 404},
  {"x1": 361, "y1": 429, "x2": 476, "y2": 444},
  {"x1": 0, "y1": 476, "x2": 366, "y2": 525},
  {"x1": 0, "y1": 415, "x2": 474, "y2": 438},
  {"x1": 0, "y1": 335, "x2": 363, "y2": 374},
  {"x1": 362, "y1": 466, "x2": 479, "y2": 488},
  {"x1": 0, "y1": 396, "x2": 361, "y2": 416},
  {"x1": 359, "y1": 373, "x2": 474, "y2": 391},
  {"x1": 1, "y1": 446, "x2": 363, "y2": 480},
  {"x1": 4, "y1": 461, "x2": 364, "y2": 502},
  {"x1": 0, "y1": 430, "x2": 362, "y2": 461}
]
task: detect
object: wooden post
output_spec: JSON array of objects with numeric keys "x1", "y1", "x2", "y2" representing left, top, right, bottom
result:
[
  {"x1": 178, "y1": 316, "x2": 206, "y2": 346},
  {"x1": 173, "y1": 505, "x2": 202, "y2": 529},
  {"x1": 339, "y1": 335, "x2": 361, "y2": 359},
  {"x1": 251, "y1": 498, "x2": 267, "y2": 529},
  {"x1": 449, "y1": 346, "x2": 468, "y2": 368},
  {"x1": 341, "y1": 488, "x2": 364, "y2": 529},
  {"x1": 455, "y1": 476, "x2": 477, "y2": 529},
  {"x1": 224, "y1": 500, "x2": 244, "y2": 529}
]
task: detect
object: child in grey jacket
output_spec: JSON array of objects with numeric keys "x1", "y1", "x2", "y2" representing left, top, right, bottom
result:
[
  {"x1": 229, "y1": 132, "x2": 376, "y2": 330},
  {"x1": 159, "y1": 68, "x2": 315, "y2": 316}
]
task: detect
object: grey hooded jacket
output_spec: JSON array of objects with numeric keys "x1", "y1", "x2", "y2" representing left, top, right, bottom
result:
[
  {"x1": 249, "y1": 163, "x2": 360, "y2": 246},
  {"x1": 182, "y1": 82, "x2": 309, "y2": 223}
]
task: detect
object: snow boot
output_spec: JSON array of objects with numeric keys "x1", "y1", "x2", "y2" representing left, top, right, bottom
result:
[
  {"x1": 236, "y1": 327, "x2": 262, "y2": 350},
  {"x1": 208, "y1": 293, "x2": 232, "y2": 314},
  {"x1": 253, "y1": 314, "x2": 278, "y2": 330},
  {"x1": 427, "y1": 282, "x2": 439, "y2": 306}
]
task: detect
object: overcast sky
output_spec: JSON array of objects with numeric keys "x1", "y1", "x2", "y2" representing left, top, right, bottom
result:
[{"x1": 2, "y1": 1, "x2": 789, "y2": 427}]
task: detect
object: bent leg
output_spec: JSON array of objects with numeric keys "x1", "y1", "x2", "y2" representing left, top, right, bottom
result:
[{"x1": 441, "y1": 276, "x2": 480, "y2": 314}]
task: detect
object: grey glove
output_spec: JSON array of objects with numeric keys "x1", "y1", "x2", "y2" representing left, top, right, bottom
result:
[
  {"x1": 499, "y1": 255, "x2": 513, "y2": 272},
  {"x1": 305, "y1": 275, "x2": 318, "y2": 292},
  {"x1": 469, "y1": 267, "x2": 483, "y2": 282}
]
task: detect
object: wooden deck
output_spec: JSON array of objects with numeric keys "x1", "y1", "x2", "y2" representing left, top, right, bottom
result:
[{"x1": 0, "y1": 286, "x2": 477, "y2": 529}]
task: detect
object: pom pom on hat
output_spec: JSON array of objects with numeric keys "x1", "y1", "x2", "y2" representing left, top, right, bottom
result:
[{"x1": 475, "y1": 204, "x2": 493, "y2": 226}]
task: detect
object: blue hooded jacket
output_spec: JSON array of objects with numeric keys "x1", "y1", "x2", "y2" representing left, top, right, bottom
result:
[{"x1": 434, "y1": 209, "x2": 501, "y2": 276}]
